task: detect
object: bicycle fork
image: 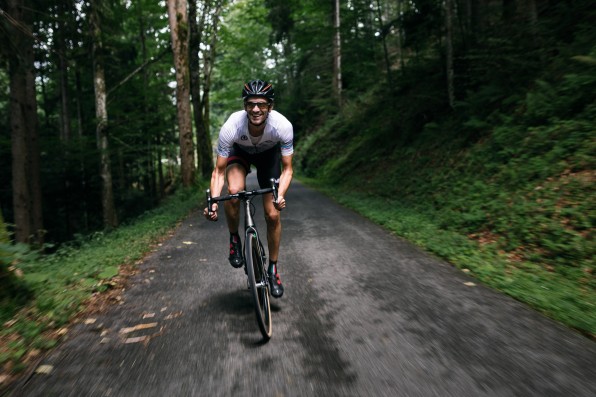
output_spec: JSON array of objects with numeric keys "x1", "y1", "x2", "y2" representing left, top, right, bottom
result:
[{"x1": 243, "y1": 198, "x2": 269, "y2": 289}]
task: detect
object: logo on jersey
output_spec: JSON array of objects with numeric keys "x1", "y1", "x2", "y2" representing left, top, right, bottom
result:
[{"x1": 241, "y1": 135, "x2": 248, "y2": 141}]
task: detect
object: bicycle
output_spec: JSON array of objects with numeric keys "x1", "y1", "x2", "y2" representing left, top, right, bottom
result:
[{"x1": 206, "y1": 179, "x2": 278, "y2": 341}]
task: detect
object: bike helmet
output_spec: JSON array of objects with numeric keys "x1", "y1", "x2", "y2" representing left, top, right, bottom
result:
[{"x1": 242, "y1": 79, "x2": 275, "y2": 102}]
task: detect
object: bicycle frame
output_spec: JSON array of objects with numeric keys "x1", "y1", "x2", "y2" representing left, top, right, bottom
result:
[{"x1": 206, "y1": 179, "x2": 278, "y2": 340}]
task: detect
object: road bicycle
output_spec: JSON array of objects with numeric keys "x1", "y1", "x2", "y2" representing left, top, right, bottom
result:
[{"x1": 206, "y1": 179, "x2": 277, "y2": 341}]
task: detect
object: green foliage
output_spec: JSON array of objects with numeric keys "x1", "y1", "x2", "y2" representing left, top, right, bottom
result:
[{"x1": 212, "y1": 0, "x2": 274, "y2": 114}]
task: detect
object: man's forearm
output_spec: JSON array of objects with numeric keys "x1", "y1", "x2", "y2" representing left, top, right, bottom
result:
[
  {"x1": 210, "y1": 172, "x2": 225, "y2": 197},
  {"x1": 278, "y1": 168, "x2": 293, "y2": 198}
]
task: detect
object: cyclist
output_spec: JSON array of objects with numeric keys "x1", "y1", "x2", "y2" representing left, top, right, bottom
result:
[{"x1": 203, "y1": 79, "x2": 294, "y2": 299}]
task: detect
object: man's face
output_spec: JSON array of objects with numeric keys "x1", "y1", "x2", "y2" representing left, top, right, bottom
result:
[{"x1": 244, "y1": 97, "x2": 271, "y2": 126}]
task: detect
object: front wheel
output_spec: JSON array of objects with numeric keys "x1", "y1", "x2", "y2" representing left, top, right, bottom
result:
[{"x1": 245, "y1": 232, "x2": 272, "y2": 340}]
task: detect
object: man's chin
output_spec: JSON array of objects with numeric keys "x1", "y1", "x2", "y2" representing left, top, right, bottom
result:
[{"x1": 249, "y1": 117, "x2": 265, "y2": 126}]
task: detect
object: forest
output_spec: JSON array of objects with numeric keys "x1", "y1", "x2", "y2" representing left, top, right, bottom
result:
[{"x1": 0, "y1": 0, "x2": 594, "y2": 384}]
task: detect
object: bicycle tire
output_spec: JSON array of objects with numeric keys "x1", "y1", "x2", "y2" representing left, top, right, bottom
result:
[{"x1": 245, "y1": 232, "x2": 272, "y2": 340}]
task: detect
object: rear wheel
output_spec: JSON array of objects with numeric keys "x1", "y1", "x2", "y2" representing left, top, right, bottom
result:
[{"x1": 245, "y1": 232, "x2": 272, "y2": 340}]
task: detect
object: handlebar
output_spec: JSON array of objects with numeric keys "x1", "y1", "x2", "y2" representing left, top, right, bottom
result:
[{"x1": 206, "y1": 178, "x2": 278, "y2": 216}]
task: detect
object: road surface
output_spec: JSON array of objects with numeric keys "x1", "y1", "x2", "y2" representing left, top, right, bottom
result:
[{"x1": 11, "y1": 176, "x2": 596, "y2": 396}]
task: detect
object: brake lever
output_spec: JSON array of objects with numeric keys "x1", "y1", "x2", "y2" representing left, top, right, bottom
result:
[
  {"x1": 206, "y1": 189, "x2": 213, "y2": 216},
  {"x1": 270, "y1": 178, "x2": 279, "y2": 204}
]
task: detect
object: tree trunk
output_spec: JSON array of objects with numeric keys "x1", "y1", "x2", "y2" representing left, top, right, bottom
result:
[
  {"x1": 189, "y1": 0, "x2": 212, "y2": 178},
  {"x1": 137, "y1": 3, "x2": 157, "y2": 201},
  {"x1": 167, "y1": 0, "x2": 196, "y2": 187},
  {"x1": 75, "y1": 67, "x2": 89, "y2": 231},
  {"x1": 6, "y1": 0, "x2": 44, "y2": 246},
  {"x1": 375, "y1": 0, "x2": 392, "y2": 85},
  {"x1": 526, "y1": 0, "x2": 538, "y2": 39},
  {"x1": 200, "y1": 0, "x2": 222, "y2": 176},
  {"x1": 332, "y1": 0, "x2": 342, "y2": 108},
  {"x1": 503, "y1": 0, "x2": 517, "y2": 23},
  {"x1": 0, "y1": 206, "x2": 8, "y2": 243},
  {"x1": 470, "y1": 0, "x2": 485, "y2": 41},
  {"x1": 445, "y1": 0, "x2": 455, "y2": 108},
  {"x1": 56, "y1": 1, "x2": 76, "y2": 237},
  {"x1": 57, "y1": 4, "x2": 72, "y2": 144},
  {"x1": 90, "y1": 0, "x2": 118, "y2": 229}
]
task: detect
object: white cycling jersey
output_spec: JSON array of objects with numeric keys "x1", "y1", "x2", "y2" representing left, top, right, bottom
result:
[{"x1": 216, "y1": 110, "x2": 294, "y2": 157}]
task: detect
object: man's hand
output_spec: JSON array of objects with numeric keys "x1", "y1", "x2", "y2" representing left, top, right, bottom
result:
[
  {"x1": 273, "y1": 195, "x2": 286, "y2": 211},
  {"x1": 203, "y1": 203, "x2": 219, "y2": 221}
]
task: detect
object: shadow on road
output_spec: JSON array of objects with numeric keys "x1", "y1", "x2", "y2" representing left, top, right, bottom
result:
[{"x1": 207, "y1": 289, "x2": 281, "y2": 346}]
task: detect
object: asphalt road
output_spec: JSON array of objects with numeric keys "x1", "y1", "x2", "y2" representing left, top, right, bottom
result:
[{"x1": 12, "y1": 176, "x2": 596, "y2": 396}]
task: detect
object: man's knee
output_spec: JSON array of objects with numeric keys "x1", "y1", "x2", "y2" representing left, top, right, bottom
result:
[
  {"x1": 265, "y1": 210, "x2": 280, "y2": 226},
  {"x1": 226, "y1": 164, "x2": 246, "y2": 194}
]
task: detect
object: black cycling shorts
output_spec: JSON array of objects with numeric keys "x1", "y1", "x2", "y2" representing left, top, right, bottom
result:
[{"x1": 227, "y1": 143, "x2": 281, "y2": 188}]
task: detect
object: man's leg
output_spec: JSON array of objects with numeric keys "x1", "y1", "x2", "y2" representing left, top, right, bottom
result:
[
  {"x1": 224, "y1": 164, "x2": 246, "y2": 232},
  {"x1": 225, "y1": 164, "x2": 246, "y2": 267},
  {"x1": 263, "y1": 193, "x2": 284, "y2": 297},
  {"x1": 263, "y1": 193, "x2": 281, "y2": 261}
]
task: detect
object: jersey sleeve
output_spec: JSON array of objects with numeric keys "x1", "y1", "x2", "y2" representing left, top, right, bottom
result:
[
  {"x1": 216, "y1": 117, "x2": 234, "y2": 157},
  {"x1": 279, "y1": 119, "x2": 294, "y2": 156},
  {"x1": 281, "y1": 138, "x2": 293, "y2": 156}
]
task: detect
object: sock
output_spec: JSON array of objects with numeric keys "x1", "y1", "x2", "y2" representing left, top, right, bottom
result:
[
  {"x1": 268, "y1": 261, "x2": 277, "y2": 275},
  {"x1": 230, "y1": 232, "x2": 240, "y2": 243}
]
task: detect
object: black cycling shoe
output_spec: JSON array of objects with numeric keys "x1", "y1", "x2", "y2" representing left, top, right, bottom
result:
[
  {"x1": 228, "y1": 235, "x2": 244, "y2": 268},
  {"x1": 269, "y1": 272, "x2": 284, "y2": 298}
]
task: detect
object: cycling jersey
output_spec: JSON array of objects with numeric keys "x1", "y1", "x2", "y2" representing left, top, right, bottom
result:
[{"x1": 216, "y1": 110, "x2": 294, "y2": 157}]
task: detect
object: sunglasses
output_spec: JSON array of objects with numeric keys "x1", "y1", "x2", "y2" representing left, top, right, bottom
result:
[{"x1": 244, "y1": 101, "x2": 271, "y2": 111}]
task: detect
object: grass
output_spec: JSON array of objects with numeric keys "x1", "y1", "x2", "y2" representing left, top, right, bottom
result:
[{"x1": 0, "y1": 185, "x2": 205, "y2": 383}]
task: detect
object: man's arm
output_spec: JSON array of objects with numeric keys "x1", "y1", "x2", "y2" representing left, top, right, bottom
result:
[
  {"x1": 210, "y1": 155, "x2": 228, "y2": 197},
  {"x1": 275, "y1": 154, "x2": 293, "y2": 210},
  {"x1": 204, "y1": 155, "x2": 228, "y2": 220}
]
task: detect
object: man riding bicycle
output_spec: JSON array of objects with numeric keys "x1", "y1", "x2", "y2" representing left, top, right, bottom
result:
[{"x1": 204, "y1": 80, "x2": 294, "y2": 299}]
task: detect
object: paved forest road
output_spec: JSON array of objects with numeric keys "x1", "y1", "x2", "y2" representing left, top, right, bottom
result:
[{"x1": 12, "y1": 177, "x2": 596, "y2": 397}]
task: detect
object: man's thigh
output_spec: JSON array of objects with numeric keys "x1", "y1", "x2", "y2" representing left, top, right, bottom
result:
[
  {"x1": 226, "y1": 164, "x2": 247, "y2": 193},
  {"x1": 254, "y1": 145, "x2": 281, "y2": 188}
]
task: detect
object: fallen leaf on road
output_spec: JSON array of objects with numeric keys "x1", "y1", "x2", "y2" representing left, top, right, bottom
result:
[
  {"x1": 142, "y1": 313, "x2": 156, "y2": 319},
  {"x1": 164, "y1": 311, "x2": 183, "y2": 320},
  {"x1": 124, "y1": 336, "x2": 148, "y2": 344},
  {"x1": 464, "y1": 282, "x2": 476, "y2": 287},
  {"x1": 84, "y1": 318, "x2": 97, "y2": 325},
  {"x1": 183, "y1": 241, "x2": 194, "y2": 245},
  {"x1": 119, "y1": 323, "x2": 158, "y2": 334},
  {"x1": 35, "y1": 365, "x2": 53, "y2": 374}
]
